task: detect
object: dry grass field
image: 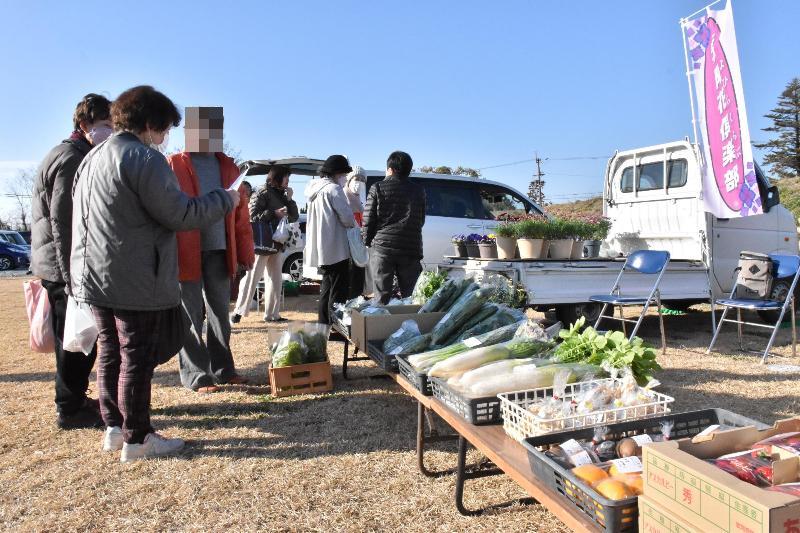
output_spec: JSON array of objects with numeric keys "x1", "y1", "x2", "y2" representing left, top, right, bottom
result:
[{"x1": 2, "y1": 277, "x2": 800, "y2": 532}]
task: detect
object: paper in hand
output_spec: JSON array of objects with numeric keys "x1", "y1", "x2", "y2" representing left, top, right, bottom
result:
[{"x1": 227, "y1": 171, "x2": 247, "y2": 192}]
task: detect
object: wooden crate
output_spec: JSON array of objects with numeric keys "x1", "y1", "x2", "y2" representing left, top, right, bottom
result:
[{"x1": 269, "y1": 360, "x2": 333, "y2": 397}]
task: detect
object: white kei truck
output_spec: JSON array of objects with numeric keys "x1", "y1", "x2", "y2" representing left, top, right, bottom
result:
[{"x1": 438, "y1": 139, "x2": 799, "y2": 326}]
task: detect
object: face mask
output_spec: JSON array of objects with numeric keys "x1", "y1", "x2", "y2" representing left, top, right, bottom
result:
[
  {"x1": 88, "y1": 125, "x2": 113, "y2": 145},
  {"x1": 147, "y1": 131, "x2": 170, "y2": 153}
]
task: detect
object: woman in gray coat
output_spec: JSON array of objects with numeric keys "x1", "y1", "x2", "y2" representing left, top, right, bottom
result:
[{"x1": 70, "y1": 86, "x2": 239, "y2": 462}]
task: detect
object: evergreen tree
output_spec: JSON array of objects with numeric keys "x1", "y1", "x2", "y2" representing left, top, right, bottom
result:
[{"x1": 754, "y1": 78, "x2": 800, "y2": 179}]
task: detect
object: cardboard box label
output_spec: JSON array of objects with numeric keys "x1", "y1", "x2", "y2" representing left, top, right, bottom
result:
[
  {"x1": 639, "y1": 497, "x2": 698, "y2": 533},
  {"x1": 646, "y1": 452, "x2": 767, "y2": 532}
]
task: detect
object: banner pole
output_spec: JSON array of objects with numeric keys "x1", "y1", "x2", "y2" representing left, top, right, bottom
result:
[
  {"x1": 680, "y1": 17, "x2": 700, "y2": 147},
  {"x1": 685, "y1": 0, "x2": 723, "y2": 22}
]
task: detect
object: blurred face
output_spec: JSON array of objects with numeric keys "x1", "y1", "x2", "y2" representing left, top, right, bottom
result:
[
  {"x1": 82, "y1": 118, "x2": 114, "y2": 146},
  {"x1": 281, "y1": 174, "x2": 290, "y2": 188},
  {"x1": 184, "y1": 106, "x2": 224, "y2": 153}
]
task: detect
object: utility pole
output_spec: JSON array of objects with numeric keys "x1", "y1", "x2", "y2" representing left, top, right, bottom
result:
[{"x1": 528, "y1": 152, "x2": 546, "y2": 206}]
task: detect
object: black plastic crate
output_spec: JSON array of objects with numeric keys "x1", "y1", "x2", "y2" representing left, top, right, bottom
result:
[
  {"x1": 429, "y1": 377, "x2": 502, "y2": 425},
  {"x1": 396, "y1": 354, "x2": 432, "y2": 396},
  {"x1": 366, "y1": 340, "x2": 399, "y2": 373},
  {"x1": 522, "y1": 409, "x2": 767, "y2": 532},
  {"x1": 331, "y1": 318, "x2": 351, "y2": 341}
]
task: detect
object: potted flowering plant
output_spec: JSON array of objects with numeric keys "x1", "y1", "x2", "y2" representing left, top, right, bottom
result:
[
  {"x1": 464, "y1": 233, "x2": 483, "y2": 257},
  {"x1": 451, "y1": 234, "x2": 467, "y2": 257},
  {"x1": 546, "y1": 218, "x2": 579, "y2": 259},
  {"x1": 584, "y1": 215, "x2": 611, "y2": 258},
  {"x1": 477, "y1": 234, "x2": 498, "y2": 259},
  {"x1": 515, "y1": 216, "x2": 549, "y2": 259},
  {"x1": 494, "y1": 221, "x2": 518, "y2": 259}
]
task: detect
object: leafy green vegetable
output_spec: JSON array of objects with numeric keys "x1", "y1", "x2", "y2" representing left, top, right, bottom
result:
[
  {"x1": 273, "y1": 341, "x2": 304, "y2": 367},
  {"x1": 299, "y1": 331, "x2": 327, "y2": 363},
  {"x1": 412, "y1": 271, "x2": 449, "y2": 305},
  {"x1": 552, "y1": 317, "x2": 662, "y2": 384}
]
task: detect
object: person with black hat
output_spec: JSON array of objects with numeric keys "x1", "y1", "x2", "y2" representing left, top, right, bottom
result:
[{"x1": 304, "y1": 155, "x2": 356, "y2": 323}]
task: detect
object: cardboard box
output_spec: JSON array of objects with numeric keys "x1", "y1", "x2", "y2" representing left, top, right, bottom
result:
[
  {"x1": 642, "y1": 417, "x2": 800, "y2": 533},
  {"x1": 638, "y1": 494, "x2": 700, "y2": 533},
  {"x1": 350, "y1": 305, "x2": 444, "y2": 350}
]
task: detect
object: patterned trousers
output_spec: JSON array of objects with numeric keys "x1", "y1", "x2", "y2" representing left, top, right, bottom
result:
[{"x1": 91, "y1": 306, "x2": 164, "y2": 444}]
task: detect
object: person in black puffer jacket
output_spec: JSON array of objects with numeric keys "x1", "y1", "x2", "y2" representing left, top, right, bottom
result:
[
  {"x1": 362, "y1": 151, "x2": 426, "y2": 304},
  {"x1": 31, "y1": 93, "x2": 114, "y2": 430}
]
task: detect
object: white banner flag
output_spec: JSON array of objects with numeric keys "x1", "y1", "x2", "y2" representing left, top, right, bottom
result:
[{"x1": 681, "y1": 1, "x2": 762, "y2": 218}]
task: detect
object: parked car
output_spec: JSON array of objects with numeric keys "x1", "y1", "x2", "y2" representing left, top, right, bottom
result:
[
  {"x1": 0, "y1": 230, "x2": 31, "y2": 251},
  {"x1": 279, "y1": 213, "x2": 306, "y2": 281},
  {"x1": 0, "y1": 239, "x2": 30, "y2": 271},
  {"x1": 240, "y1": 158, "x2": 322, "y2": 282}
]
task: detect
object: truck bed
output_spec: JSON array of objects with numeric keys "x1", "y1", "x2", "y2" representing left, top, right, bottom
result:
[{"x1": 437, "y1": 256, "x2": 711, "y2": 305}]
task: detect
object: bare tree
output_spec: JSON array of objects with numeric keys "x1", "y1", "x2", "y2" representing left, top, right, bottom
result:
[{"x1": 5, "y1": 168, "x2": 35, "y2": 231}]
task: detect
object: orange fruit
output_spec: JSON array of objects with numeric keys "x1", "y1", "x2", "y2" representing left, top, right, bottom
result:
[
  {"x1": 572, "y1": 464, "x2": 609, "y2": 486},
  {"x1": 594, "y1": 479, "x2": 634, "y2": 500},
  {"x1": 625, "y1": 475, "x2": 644, "y2": 495}
]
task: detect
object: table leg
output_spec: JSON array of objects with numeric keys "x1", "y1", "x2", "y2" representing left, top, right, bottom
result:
[
  {"x1": 342, "y1": 339, "x2": 350, "y2": 379},
  {"x1": 416, "y1": 401, "x2": 459, "y2": 478},
  {"x1": 454, "y1": 435, "x2": 537, "y2": 516}
]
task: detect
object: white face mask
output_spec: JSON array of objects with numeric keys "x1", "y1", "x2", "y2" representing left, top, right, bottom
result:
[
  {"x1": 88, "y1": 125, "x2": 113, "y2": 145},
  {"x1": 147, "y1": 131, "x2": 170, "y2": 153}
]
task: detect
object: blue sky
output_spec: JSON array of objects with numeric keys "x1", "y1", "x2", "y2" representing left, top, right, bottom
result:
[{"x1": 0, "y1": 0, "x2": 797, "y2": 220}]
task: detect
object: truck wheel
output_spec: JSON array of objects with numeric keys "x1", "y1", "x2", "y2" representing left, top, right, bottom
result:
[
  {"x1": 555, "y1": 303, "x2": 603, "y2": 327},
  {"x1": 0, "y1": 255, "x2": 11, "y2": 271},
  {"x1": 282, "y1": 253, "x2": 303, "y2": 281},
  {"x1": 756, "y1": 279, "x2": 799, "y2": 324}
]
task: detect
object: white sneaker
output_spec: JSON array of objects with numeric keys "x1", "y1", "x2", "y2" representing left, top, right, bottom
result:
[
  {"x1": 120, "y1": 432, "x2": 185, "y2": 463},
  {"x1": 102, "y1": 426, "x2": 123, "y2": 452}
]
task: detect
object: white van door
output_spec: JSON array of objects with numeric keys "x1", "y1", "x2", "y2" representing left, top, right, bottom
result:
[
  {"x1": 416, "y1": 179, "x2": 484, "y2": 266},
  {"x1": 475, "y1": 183, "x2": 541, "y2": 233}
]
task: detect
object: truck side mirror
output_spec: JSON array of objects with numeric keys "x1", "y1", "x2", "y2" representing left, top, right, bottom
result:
[{"x1": 763, "y1": 185, "x2": 780, "y2": 213}]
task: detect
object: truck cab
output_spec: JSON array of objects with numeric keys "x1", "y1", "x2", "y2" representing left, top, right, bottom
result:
[{"x1": 603, "y1": 140, "x2": 797, "y2": 296}]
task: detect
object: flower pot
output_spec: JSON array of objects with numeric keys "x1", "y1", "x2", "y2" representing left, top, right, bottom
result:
[
  {"x1": 549, "y1": 239, "x2": 574, "y2": 259},
  {"x1": 465, "y1": 243, "x2": 480, "y2": 257},
  {"x1": 583, "y1": 240, "x2": 602, "y2": 258},
  {"x1": 496, "y1": 236, "x2": 517, "y2": 259},
  {"x1": 517, "y1": 238, "x2": 547, "y2": 259},
  {"x1": 478, "y1": 242, "x2": 497, "y2": 259},
  {"x1": 570, "y1": 240, "x2": 584, "y2": 259},
  {"x1": 453, "y1": 242, "x2": 467, "y2": 257}
]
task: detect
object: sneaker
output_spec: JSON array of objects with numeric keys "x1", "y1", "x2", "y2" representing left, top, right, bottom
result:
[
  {"x1": 120, "y1": 432, "x2": 185, "y2": 463},
  {"x1": 230, "y1": 313, "x2": 242, "y2": 324},
  {"x1": 102, "y1": 426, "x2": 123, "y2": 452},
  {"x1": 57, "y1": 399, "x2": 103, "y2": 430}
]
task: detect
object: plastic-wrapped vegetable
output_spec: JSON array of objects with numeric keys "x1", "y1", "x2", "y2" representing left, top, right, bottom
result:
[
  {"x1": 457, "y1": 306, "x2": 523, "y2": 341},
  {"x1": 407, "y1": 320, "x2": 524, "y2": 371},
  {"x1": 428, "y1": 335, "x2": 554, "y2": 379},
  {"x1": 449, "y1": 357, "x2": 553, "y2": 390},
  {"x1": 272, "y1": 331, "x2": 306, "y2": 368},
  {"x1": 411, "y1": 271, "x2": 448, "y2": 305},
  {"x1": 298, "y1": 323, "x2": 330, "y2": 363},
  {"x1": 383, "y1": 319, "x2": 422, "y2": 354},
  {"x1": 441, "y1": 303, "x2": 499, "y2": 346},
  {"x1": 438, "y1": 279, "x2": 479, "y2": 313},
  {"x1": 430, "y1": 287, "x2": 492, "y2": 345},
  {"x1": 418, "y1": 279, "x2": 459, "y2": 313},
  {"x1": 388, "y1": 332, "x2": 432, "y2": 356},
  {"x1": 464, "y1": 363, "x2": 602, "y2": 398}
]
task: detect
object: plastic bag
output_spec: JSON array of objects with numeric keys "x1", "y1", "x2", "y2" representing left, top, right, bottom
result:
[
  {"x1": 710, "y1": 450, "x2": 774, "y2": 487},
  {"x1": 24, "y1": 279, "x2": 54, "y2": 353},
  {"x1": 272, "y1": 216, "x2": 290, "y2": 244},
  {"x1": 297, "y1": 322, "x2": 330, "y2": 363},
  {"x1": 383, "y1": 319, "x2": 422, "y2": 354},
  {"x1": 272, "y1": 330, "x2": 306, "y2": 367},
  {"x1": 347, "y1": 227, "x2": 368, "y2": 267},
  {"x1": 63, "y1": 296, "x2": 98, "y2": 355}
]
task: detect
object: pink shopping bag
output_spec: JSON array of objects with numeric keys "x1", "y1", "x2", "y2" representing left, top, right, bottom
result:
[{"x1": 24, "y1": 279, "x2": 54, "y2": 353}]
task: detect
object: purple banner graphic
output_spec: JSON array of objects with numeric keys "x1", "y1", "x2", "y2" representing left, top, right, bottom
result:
[{"x1": 682, "y1": 2, "x2": 761, "y2": 218}]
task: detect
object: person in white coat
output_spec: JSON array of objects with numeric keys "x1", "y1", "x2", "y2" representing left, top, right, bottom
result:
[
  {"x1": 344, "y1": 166, "x2": 368, "y2": 297},
  {"x1": 304, "y1": 155, "x2": 356, "y2": 324}
]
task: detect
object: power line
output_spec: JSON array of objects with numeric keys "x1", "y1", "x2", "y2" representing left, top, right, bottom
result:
[{"x1": 478, "y1": 154, "x2": 608, "y2": 171}]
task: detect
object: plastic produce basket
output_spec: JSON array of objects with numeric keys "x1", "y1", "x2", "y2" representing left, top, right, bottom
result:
[
  {"x1": 366, "y1": 340, "x2": 399, "y2": 373},
  {"x1": 522, "y1": 408, "x2": 767, "y2": 532},
  {"x1": 498, "y1": 378, "x2": 674, "y2": 442},
  {"x1": 429, "y1": 377, "x2": 502, "y2": 425},
  {"x1": 396, "y1": 354, "x2": 432, "y2": 396}
]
